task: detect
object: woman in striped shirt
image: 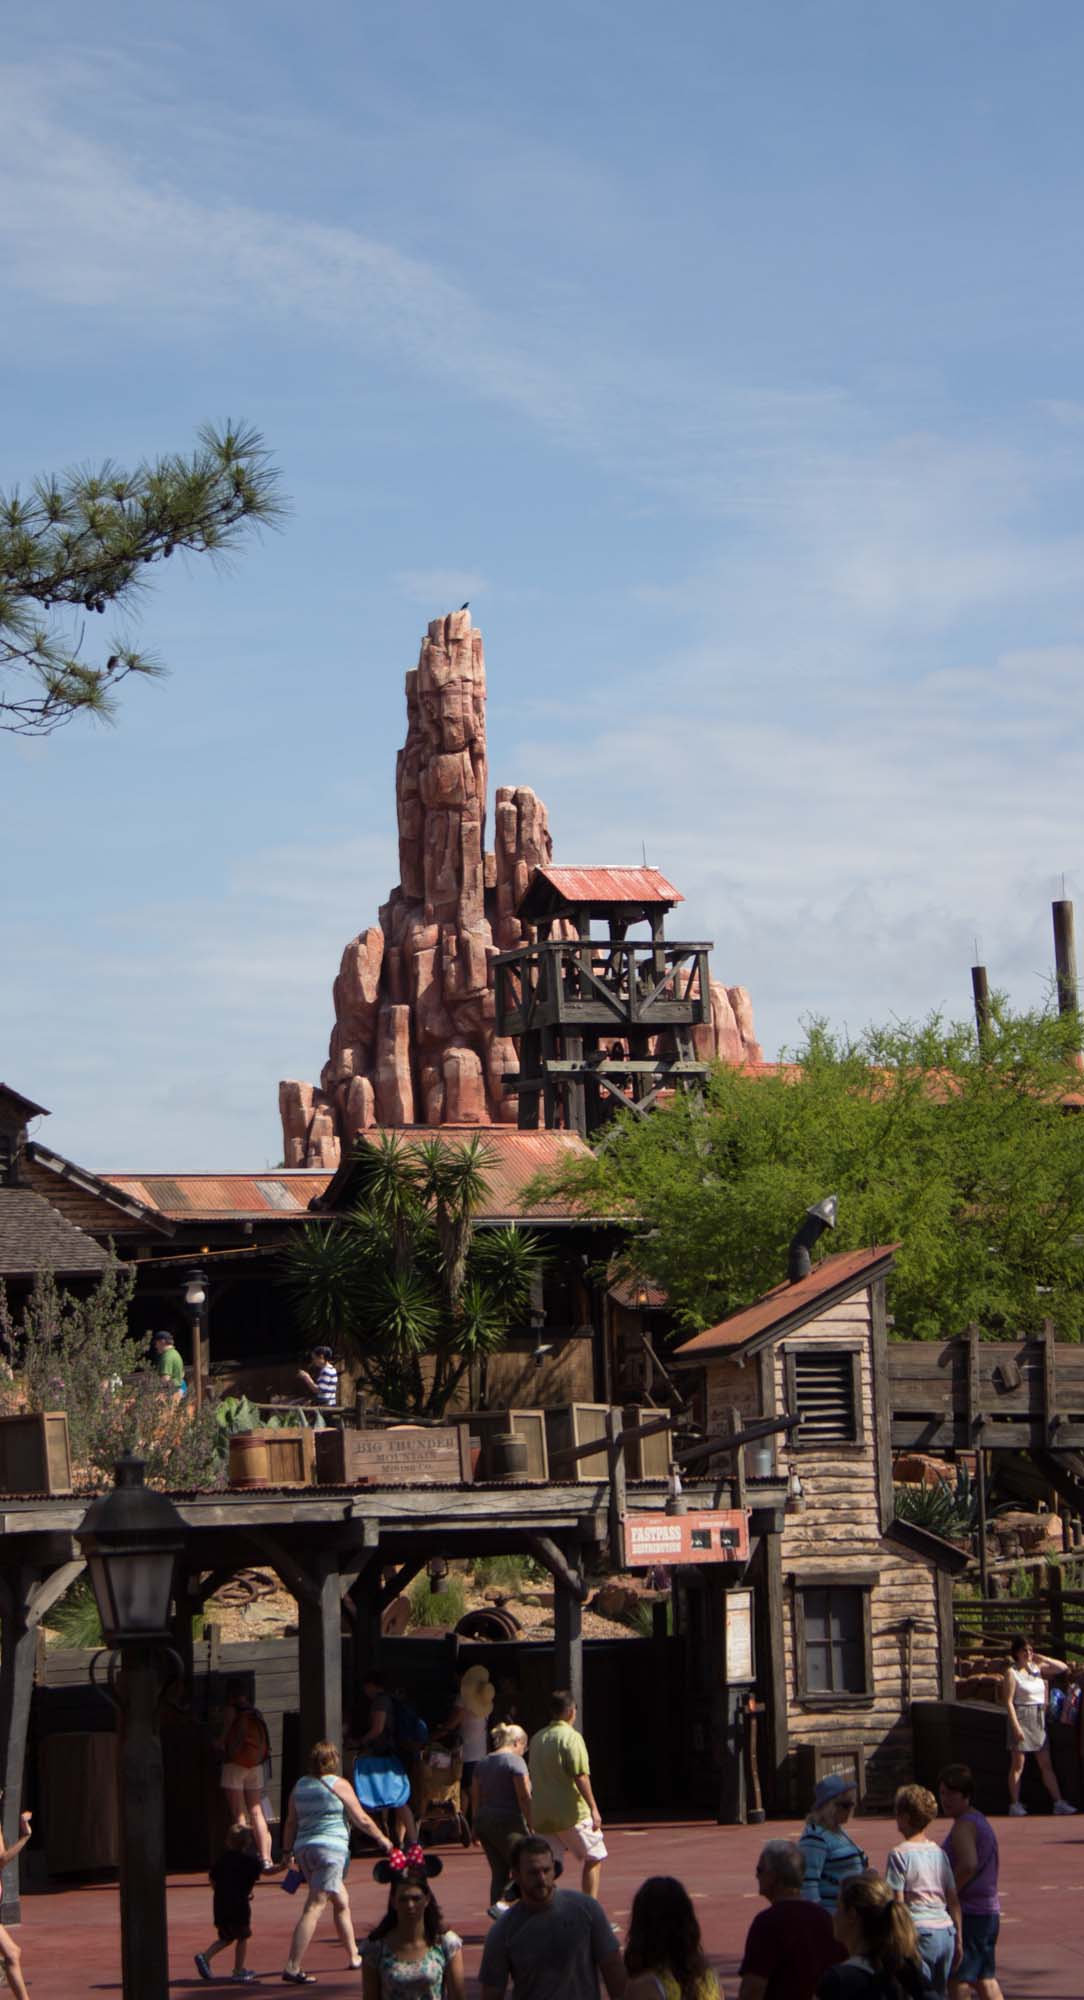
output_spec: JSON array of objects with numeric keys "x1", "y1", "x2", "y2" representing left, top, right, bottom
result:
[{"x1": 299, "y1": 1346, "x2": 339, "y2": 1408}]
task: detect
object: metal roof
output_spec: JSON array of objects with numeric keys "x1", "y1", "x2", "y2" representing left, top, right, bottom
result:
[
  {"x1": 673, "y1": 1245, "x2": 899, "y2": 1359},
  {"x1": 104, "y1": 1171, "x2": 333, "y2": 1221},
  {"x1": 311, "y1": 1127, "x2": 607, "y2": 1222},
  {"x1": 107, "y1": 1135, "x2": 606, "y2": 1224},
  {"x1": 518, "y1": 866, "x2": 684, "y2": 915}
]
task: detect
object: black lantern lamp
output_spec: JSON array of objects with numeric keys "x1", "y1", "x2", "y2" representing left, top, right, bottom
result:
[{"x1": 77, "y1": 1455, "x2": 186, "y2": 1645}]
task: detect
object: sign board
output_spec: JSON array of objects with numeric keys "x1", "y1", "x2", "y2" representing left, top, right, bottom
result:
[
  {"x1": 622, "y1": 1508, "x2": 749, "y2": 1568},
  {"x1": 724, "y1": 1587, "x2": 755, "y2": 1682},
  {"x1": 316, "y1": 1424, "x2": 471, "y2": 1486}
]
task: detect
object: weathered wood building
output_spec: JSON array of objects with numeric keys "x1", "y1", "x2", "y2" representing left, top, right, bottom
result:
[{"x1": 674, "y1": 1245, "x2": 966, "y2": 1808}]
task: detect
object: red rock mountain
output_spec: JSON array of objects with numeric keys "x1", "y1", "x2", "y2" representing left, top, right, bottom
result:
[{"x1": 279, "y1": 610, "x2": 760, "y2": 1167}]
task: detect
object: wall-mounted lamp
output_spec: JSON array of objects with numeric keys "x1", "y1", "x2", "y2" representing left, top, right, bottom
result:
[
  {"x1": 426, "y1": 1555, "x2": 449, "y2": 1594},
  {"x1": 785, "y1": 1464, "x2": 806, "y2": 1515}
]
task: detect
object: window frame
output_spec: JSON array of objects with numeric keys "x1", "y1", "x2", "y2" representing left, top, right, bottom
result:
[
  {"x1": 784, "y1": 1345, "x2": 865, "y2": 1453},
  {"x1": 792, "y1": 1570, "x2": 876, "y2": 1709}
]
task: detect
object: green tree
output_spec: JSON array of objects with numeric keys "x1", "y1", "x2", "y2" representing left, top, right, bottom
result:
[
  {"x1": 1, "y1": 421, "x2": 284, "y2": 735},
  {"x1": 523, "y1": 1002, "x2": 1084, "y2": 1340},
  {"x1": 280, "y1": 1133, "x2": 550, "y2": 1414}
]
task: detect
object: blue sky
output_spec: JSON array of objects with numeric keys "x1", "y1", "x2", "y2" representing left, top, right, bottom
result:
[{"x1": 5, "y1": 2, "x2": 1084, "y2": 1169}]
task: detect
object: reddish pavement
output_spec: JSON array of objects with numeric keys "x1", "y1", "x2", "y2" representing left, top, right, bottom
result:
[{"x1": 10, "y1": 1816, "x2": 1083, "y2": 1997}]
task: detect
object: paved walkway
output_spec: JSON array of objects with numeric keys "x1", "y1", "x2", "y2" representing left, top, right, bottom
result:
[{"x1": 9, "y1": 1816, "x2": 1082, "y2": 1996}]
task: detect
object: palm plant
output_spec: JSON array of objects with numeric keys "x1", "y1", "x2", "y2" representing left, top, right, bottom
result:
[{"x1": 280, "y1": 1136, "x2": 550, "y2": 1417}]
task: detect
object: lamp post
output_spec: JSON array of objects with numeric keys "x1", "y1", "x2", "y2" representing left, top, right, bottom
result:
[
  {"x1": 182, "y1": 1266, "x2": 208, "y2": 1411},
  {"x1": 76, "y1": 1456, "x2": 186, "y2": 2000}
]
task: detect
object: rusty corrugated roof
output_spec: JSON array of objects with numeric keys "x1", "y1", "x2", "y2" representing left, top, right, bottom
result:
[
  {"x1": 673, "y1": 1244, "x2": 899, "y2": 1359},
  {"x1": 107, "y1": 1132, "x2": 605, "y2": 1224},
  {"x1": 527, "y1": 866, "x2": 684, "y2": 906},
  {"x1": 104, "y1": 1171, "x2": 333, "y2": 1220}
]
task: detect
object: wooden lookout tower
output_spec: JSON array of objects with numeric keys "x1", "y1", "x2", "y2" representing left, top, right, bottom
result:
[{"x1": 494, "y1": 865, "x2": 712, "y2": 1137}]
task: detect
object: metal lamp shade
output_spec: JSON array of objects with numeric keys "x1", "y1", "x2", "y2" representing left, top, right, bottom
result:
[{"x1": 77, "y1": 1455, "x2": 185, "y2": 1645}]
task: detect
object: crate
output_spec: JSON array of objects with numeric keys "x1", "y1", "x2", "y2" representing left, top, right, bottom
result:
[
  {"x1": 228, "y1": 1427, "x2": 315, "y2": 1489},
  {"x1": 314, "y1": 1425, "x2": 471, "y2": 1485},
  {"x1": 454, "y1": 1410, "x2": 549, "y2": 1481},
  {"x1": 544, "y1": 1403, "x2": 611, "y2": 1480},
  {"x1": 622, "y1": 1405, "x2": 672, "y2": 1480},
  {"x1": 0, "y1": 1411, "x2": 73, "y2": 1494}
]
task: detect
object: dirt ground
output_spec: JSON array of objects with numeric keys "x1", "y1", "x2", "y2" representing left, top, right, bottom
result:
[{"x1": 201, "y1": 1566, "x2": 649, "y2": 1645}]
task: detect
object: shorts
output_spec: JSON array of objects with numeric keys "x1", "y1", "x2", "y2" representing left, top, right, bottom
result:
[
  {"x1": 220, "y1": 1764, "x2": 265, "y2": 1796},
  {"x1": 915, "y1": 1927, "x2": 955, "y2": 1997},
  {"x1": 297, "y1": 1844, "x2": 349, "y2": 1895},
  {"x1": 215, "y1": 1921, "x2": 251, "y2": 1944},
  {"x1": 959, "y1": 1914, "x2": 999, "y2": 1985},
  {"x1": 544, "y1": 1822, "x2": 608, "y2": 1865},
  {"x1": 1011, "y1": 1704, "x2": 1047, "y2": 1754}
]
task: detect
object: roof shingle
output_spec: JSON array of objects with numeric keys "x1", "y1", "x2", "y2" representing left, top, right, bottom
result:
[{"x1": 0, "y1": 1190, "x2": 111, "y2": 1276}]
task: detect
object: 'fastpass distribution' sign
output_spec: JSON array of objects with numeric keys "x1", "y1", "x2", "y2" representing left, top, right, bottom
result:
[{"x1": 622, "y1": 1508, "x2": 749, "y2": 1567}]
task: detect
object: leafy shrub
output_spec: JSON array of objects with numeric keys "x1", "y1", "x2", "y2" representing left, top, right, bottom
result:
[
  {"x1": 0, "y1": 1265, "x2": 223, "y2": 1489},
  {"x1": 408, "y1": 1573, "x2": 466, "y2": 1629},
  {"x1": 471, "y1": 1554, "x2": 547, "y2": 1591},
  {"x1": 894, "y1": 1465, "x2": 977, "y2": 1542}
]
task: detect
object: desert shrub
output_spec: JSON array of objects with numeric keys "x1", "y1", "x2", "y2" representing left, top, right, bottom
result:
[
  {"x1": 408, "y1": 1572, "x2": 466, "y2": 1629},
  {"x1": 0, "y1": 1265, "x2": 223, "y2": 1489}
]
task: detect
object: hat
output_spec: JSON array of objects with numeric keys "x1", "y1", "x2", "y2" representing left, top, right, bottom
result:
[
  {"x1": 373, "y1": 1845, "x2": 444, "y2": 1883},
  {"x1": 460, "y1": 1664, "x2": 495, "y2": 1718},
  {"x1": 814, "y1": 1774, "x2": 856, "y2": 1808},
  {"x1": 153, "y1": 1330, "x2": 174, "y2": 1343}
]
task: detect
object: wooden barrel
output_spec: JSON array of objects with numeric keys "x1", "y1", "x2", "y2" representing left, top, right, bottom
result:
[
  {"x1": 228, "y1": 1431, "x2": 272, "y2": 1489},
  {"x1": 488, "y1": 1431, "x2": 528, "y2": 1481}
]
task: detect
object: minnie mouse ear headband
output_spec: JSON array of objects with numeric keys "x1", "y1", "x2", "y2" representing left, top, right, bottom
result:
[{"x1": 374, "y1": 1843, "x2": 444, "y2": 1883}]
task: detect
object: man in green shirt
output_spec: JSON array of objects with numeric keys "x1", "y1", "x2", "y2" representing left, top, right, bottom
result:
[
  {"x1": 153, "y1": 1331, "x2": 187, "y2": 1396},
  {"x1": 528, "y1": 1690, "x2": 607, "y2": 1898}
]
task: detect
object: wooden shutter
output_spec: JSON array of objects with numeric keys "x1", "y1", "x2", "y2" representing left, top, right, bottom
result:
[{"x1": 791, "y1": 1350, "x2": 858, "y2": 1443}]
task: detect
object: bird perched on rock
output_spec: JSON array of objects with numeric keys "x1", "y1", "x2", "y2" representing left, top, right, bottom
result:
[{"x1": 459, "y1": 601, "x2": 469, "y2": 611}]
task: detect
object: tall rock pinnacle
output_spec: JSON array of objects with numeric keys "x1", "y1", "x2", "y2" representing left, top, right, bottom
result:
[{"x1": 279, "y1": 611, "x2": 552, "y2": 1165}]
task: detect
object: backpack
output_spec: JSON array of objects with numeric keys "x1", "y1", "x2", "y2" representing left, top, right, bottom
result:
[
  {"x1": 227, "y1": 1706, "x2": 270, "y2": 1770},
  {"x1": 392, "y1": 1697, "x2": 429, "y2": 1757}
]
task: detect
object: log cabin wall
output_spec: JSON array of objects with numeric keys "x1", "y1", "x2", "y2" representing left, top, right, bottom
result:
[{"x1": 702, "y1": 1280, "x2": 946, "y2": 1810}]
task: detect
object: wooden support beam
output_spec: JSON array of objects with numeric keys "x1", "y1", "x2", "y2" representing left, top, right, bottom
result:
[
  {"x1": 605, "y1": 1407, "x2": 626, "y2": 1566},
  {"x1": 523, "y1": 1534, "x2": 591, "y2": 1603},
  {"x1": 675, "y1": 1415, "x2": 800, "y2": 1469},
  {"x1": 729, "y1": 1408, "x2": 747, "y2": 1513},
  {"x1": 553, "y1": 1546, "x2": 584, "y2": 1723},
  {"x1": 24, "y1": 1558, "x2": 85, "y2": 1628},
  {"x1": 297, "y1": 1549, "x2": 342, "y2": 1756},
  {"x1": 244, "y1": 1531, "x2": 321, "y2": 1608},
  {"x1": 378, "y1": 1557, "x2": 426, "y2": 1612},
  {"x1": 0, "y1": 1570, "x2": 42, "y2": 1923}
]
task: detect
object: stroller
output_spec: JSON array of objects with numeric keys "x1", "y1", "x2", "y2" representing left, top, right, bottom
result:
[{"x1": 413, "y1": 1741, "x2": 471, "y2": 1847}]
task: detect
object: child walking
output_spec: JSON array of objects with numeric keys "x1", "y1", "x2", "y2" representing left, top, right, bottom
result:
[{"x1": 195, "y1": 1822, "x2": 270, "y2": 1984}]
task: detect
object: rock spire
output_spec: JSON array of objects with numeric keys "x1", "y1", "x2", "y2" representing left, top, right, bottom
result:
[{"x1": 279, "y1": 610, "x2": 762, "y2": 1168}]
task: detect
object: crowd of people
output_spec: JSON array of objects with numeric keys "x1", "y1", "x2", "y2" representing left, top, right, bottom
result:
[{"x1": 174, "y1": 1642, "x2": 1072, "y2": 1998}]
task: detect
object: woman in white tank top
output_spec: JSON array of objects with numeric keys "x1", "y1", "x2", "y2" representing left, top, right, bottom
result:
[{"x1": 1004, "y1": 1634, "x2": 1077, "y2": 1815}]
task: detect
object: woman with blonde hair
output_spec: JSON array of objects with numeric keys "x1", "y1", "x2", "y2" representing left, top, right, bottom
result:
[
  {"x1": 281, "y1": 1740, "x2": 395, "y2": 1986},
  {"x1": 471, "y1": 1721, "x2": 533, "y2": 1916},
  {"x1": 816, "y1": 1873, "x2": 925, "y2": 2000}
]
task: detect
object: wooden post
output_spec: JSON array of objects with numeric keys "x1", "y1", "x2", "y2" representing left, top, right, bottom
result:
[
  {"x1": 0, "y1": 1576, "x2": 36, "y2": 1925},
  {"x1": 1053, "y1": 900, "x2": 1080, "y2": 1018},
  {"x1": 171, "y1": 1567, "x2": 196, "y2": 1698},
  {"x1": 298, "y1": 1550, "x2": 342, "y2": 1755},
  {"x1": 971, "y1": 965, "x2": 991, "y2": 1047},
  {"x1": 1048, "y1": 1561, "x2": 1067, "y2": 1660},
  {"x1": 553, "y1": 1545, "x2": 584, "y2": 1725},
  {"x1": 605, "y1": 1406, "x2": 626, "y2": 1567},
  {"x1": 976, "y1": 1448, "x2": 990, "y2": 1601}
]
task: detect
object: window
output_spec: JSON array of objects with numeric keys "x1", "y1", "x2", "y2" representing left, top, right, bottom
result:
[
  {"x1": 786, "y1": 1348, "x2": 861, "y2": 1446},
  {"x1": 794, "y1": 1577, "x2": 874, "y2": 1704}
]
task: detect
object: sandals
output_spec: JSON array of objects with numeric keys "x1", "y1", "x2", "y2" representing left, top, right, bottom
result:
[{"x1": 282, "y1": 1973, "x2": 317, "y2": 1985}]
